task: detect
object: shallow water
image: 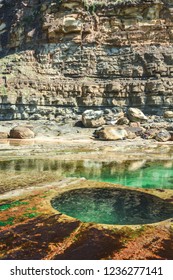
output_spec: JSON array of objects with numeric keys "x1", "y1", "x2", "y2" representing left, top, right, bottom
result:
[
  {"x1": 51, "y1": 188, "x2": 173, "y2": 225},
  {"x1": 0, "y1": 158, "x2": 173, "y2": 190}
]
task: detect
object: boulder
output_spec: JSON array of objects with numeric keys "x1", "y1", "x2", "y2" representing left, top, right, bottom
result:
[
  {"x1": 82, "y1": 110, "x2": 105, "y2": 128},
  {"x1": 164, "y1": 111, "x2": 173, "y2": 118},
  {"x1": 127, "y1": 108, "x2": 148, "y2": 122},
  {"x1": 129, "y1": 121, "x2": 141, "y2": 127},
  {"x1": 155, "y1": 129, "x2": 171, "y2": 142},
  {"x1": 126, "y1": 131, "x2": 136, "y2": 139},
  {"x1": 95, "y1": 126, "x2": 128, "y2": 141},
  {"x1": 125, "y1": 126, "x2": 145, "y2": 137},
  {"x1": 141, "y1": 128, "x2": 159, "y2": 139},
  {"x1": 9, "y1": 126, "x2": 35, "y2": 139},
  {"x1": 117, "y1": 117, "x2": 129, "y2": 125},
  {"x1": 0, "y1": 132, "x2": 8, "y2": 139},
  {"x1": 168, "y1": 131, "x2": 173, "y2": 141}
]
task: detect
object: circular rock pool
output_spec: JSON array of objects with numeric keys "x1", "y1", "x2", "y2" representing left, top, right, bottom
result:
[{"x1": 51, "y1": 188, "x2": 173, "y2": 225}]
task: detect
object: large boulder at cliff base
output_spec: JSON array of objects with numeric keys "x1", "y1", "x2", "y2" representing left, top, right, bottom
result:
[
  {"x1": 82, "y1": 110, "x2": 105, "y2": 128},
  {"x1": 96, "y1": 126, "x2": 128, "y2": 141},
  {"x1": 9, "y1": 126, "x2": 35, "y2": 139},
  {"x1": 127, "y1": 108, "x2": 148, "y2": 123},
  {"x1": 155, "y1": 129, "x2": 171, "y2": 142}
]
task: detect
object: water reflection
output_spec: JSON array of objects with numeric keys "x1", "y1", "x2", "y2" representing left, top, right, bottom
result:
[
  {"x1": 0, "y1": 139, "x2": 35, "y2": 146},
  {"x1": 0, "y1": 158, "x2": 173, "y2": 189}
]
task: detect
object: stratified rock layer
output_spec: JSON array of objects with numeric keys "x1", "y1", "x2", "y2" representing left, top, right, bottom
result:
[{"x1": 1, "y1": 0, "x2": 173, "y2": 120}]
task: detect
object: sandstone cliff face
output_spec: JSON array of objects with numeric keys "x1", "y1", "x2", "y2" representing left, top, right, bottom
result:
[{"x1": 0, "y1": 0, "x2": 173, "y2": 120}]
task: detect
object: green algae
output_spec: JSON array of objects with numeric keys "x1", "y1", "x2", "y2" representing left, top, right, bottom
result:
[
  {"x1": 0, "y1": 201, "x2": 29, "y2": 212},
  {"x1": 0, "y1": 217, "x2": 15, "y2": 227},
  {"x1": 23, "y1": 212, "x2": 39, "y2": 218}
]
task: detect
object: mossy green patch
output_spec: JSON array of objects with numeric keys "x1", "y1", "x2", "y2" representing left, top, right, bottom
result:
[
  {"x1": 0, "y1": 217, "x2": 15, "y2": 227},
  {"x1": 0, "y1": 201, "x2": 29, "y2": 211},
  {"x1": 23, "y1": 212, "x2": 39, "y2": 218},
  {"x1": 0, "y1": 201, "x2": 29, "y2": 212}
]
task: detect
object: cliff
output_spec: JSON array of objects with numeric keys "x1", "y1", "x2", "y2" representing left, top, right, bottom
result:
[{"x1": 0, "y1": 0, "x2": 173, "y2": 120}]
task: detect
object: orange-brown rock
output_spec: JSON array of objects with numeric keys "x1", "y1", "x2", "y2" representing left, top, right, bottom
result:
[{"x1": 9, "y1": 126, "x2": 35, "y2": 139}]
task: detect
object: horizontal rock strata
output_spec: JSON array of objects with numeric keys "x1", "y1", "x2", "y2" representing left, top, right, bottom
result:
[{"x1": 0, "y1": 0, "x2": 173, "y2": 120}]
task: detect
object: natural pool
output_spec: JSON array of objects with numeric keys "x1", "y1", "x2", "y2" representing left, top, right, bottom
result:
[
  {"x1": 0, "y1": 158, "x2": 173, "y2": 190},
  {"x1": 51, "y1": 188, "x2": 173, "y2": 225},
  {"x1": 0, "y1": 157, "x2": 173, "y2": 226}
]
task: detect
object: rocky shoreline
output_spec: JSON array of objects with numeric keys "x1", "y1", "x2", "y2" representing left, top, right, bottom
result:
[{"x1": 1, "y1": 107, "x2": 173, "y2": 143}]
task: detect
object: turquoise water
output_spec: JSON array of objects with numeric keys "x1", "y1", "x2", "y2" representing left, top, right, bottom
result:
[
  {"x1": 0, "y1": 159, "x2": 173, "y2": 189},
  {"x1": 1, "y1": 158, "x2": 173, "y2": 225},
  {"x1": 64, "y1": 161, "x2": 173, "y2": 189},
  {"x1": 51, "y1": 188, "x2": 173, "y2": 225}
]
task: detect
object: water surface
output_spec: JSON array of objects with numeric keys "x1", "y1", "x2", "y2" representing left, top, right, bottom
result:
[
  {"x1": 51, "y1": 188, "x2": 173, "y2": 225},
  {"x1": 0, "y1": 158, "x2": 173, "y2": 189}
]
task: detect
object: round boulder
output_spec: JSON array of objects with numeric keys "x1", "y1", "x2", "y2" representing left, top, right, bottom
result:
[
  {"x1": 9, "y1": 126, "x2": 35, "y2": 139},
  {"x1": 95, "y1": 126, "x2": 128, "y2": 141},
  {"x1": 82, "y1": 110, "x2": 105, "y2": 128},
  {"x1": 127, "y1": 108, "x2": 148, "y2": 122}
]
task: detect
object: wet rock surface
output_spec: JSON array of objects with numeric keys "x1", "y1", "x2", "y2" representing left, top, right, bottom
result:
[
  {"x1": 1, "y1": 0, "x2": 173, "y2": 261},
  {"x1": 0, "y1": 129, "x2": 173, "y2": 260},
  {"x1": 0, "y1": 180, "x2": 173, "y2": 260}
]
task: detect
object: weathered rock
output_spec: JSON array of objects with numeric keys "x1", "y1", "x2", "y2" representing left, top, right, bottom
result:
[
  {"x1": 63, "y1": 17, "x2": 82, "y2": 33},
  {"x1": 141, "y1": 129, "x2": 159, "y2": 139},
  {"x1": 0, "y1": 132, "x2": 8, "y2": 139},
  {"x1": 126, "y1": 131, "x2": 136, "y2": 139},
  {"x1": 155, "y1": 129, "x2": 171, "y2": 142},
  {"x1": 1, "y1": 1, "x2": 173, "y2": 120},
  {"x1": 126, "y1": 126, "x2": 145, "y2": 137},
  {"x1": 9, "y1": 126, "x2": 35, "y2": 139},
  {"x1": 117, "y1": 117, "x2": 129, "y2": 125},
  {"x1": 169, "y1": 131, "x2": 173, "y2": 141},
  {"x1": 129, "y1": 122, "x2": 141, "y2": 128},
  {"x1": 127, "y1": 108, "x2": 148, "y2": 123},
  {"x1": 82, "y1": 110, "x2": 105, "y2": 128},
  {"x1": 96, "y1": 126, "x2": 128, "y2": 141},
  {"x1": 164, "y1": 111, "x2": 173, "y2": 118}
]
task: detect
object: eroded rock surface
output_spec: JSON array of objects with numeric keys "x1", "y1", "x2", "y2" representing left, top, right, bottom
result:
[
  {"x1": 0, "y1": 180, "x2": 172, "y2": 260},
  {"x1": 96, "y1": 126, "x2": 128, "y2": 140},
  {"x1": 1, "y1": 0, "x2": 173, "y2": 120}
]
